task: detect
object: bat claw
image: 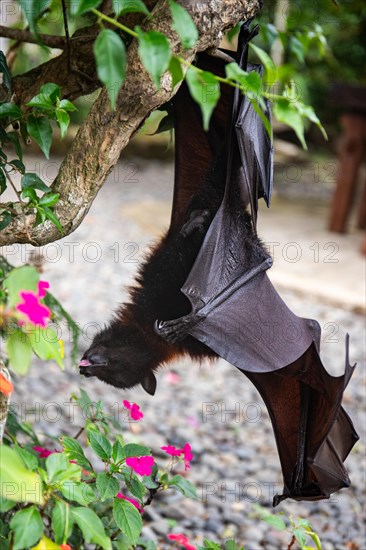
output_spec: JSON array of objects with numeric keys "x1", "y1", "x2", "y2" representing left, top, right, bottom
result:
[
  {"x1": 180, "y1": 209, "x2": 211, "y2": 237},
  {"x1": 154, "y1": 318, "x2": 186, "y2": 343}
]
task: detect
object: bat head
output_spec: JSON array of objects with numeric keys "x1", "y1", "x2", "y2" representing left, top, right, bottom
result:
[{"x1": 79, "y1": 324, "x2": 157, "y2": 395}]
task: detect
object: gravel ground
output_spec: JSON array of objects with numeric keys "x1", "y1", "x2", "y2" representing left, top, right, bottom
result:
[{"x1": 4, "y1": 155, "x2": 365, "y2": 550}]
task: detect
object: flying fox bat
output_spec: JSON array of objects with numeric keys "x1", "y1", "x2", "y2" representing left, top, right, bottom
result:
[{"x1": 80, "y1": 22, "x2": 358, "y2": 505}]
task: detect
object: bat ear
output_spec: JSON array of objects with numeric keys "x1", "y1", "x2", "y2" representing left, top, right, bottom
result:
[{"x1": 141, "y1": 372, "x2": 157, "y2": 395}]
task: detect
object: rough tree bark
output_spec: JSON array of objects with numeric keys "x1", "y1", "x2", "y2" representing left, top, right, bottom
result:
[{"x1": 0, "y1": 0, "x2": 260, "y2": 247}]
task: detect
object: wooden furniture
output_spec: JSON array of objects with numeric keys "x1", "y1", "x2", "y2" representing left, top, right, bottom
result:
[{"x1": 328, "y1": 84, "x2": 366, "y2": 253}]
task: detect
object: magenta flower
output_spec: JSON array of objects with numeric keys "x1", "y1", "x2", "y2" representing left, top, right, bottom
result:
[
  {"x1": 33, "y1": 446, "x2": 59, "y2": 458},
  {"x1": 161, "y1": 445, "x2": 182, "y2": 457},
  {"x1": 181, "y1": 443, "x2": 193, "y2": 470},
  {"x1": 16, "y1": 291, "x2": 51, "y2": 327},
  {"x1": 123, "y1": 400, "x2": 144, "y2": 421},
  {"x1": 167, "y1": 533, "x2": 196, "y2": 550},
  {"x1": 116, "y1": 493, "x2": 143, "y2": 512},
  {"x1": 161, "y1": 442, "x2": 193, "y2": 469},
  {"x1": 126, "y1": 456, "x2": 154, "y2": 476},
  {"x1": 37, "y1": 280, "x2": 50, "y2": 298}
]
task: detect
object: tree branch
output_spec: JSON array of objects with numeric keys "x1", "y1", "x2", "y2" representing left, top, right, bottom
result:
[
  {"x1": 0, "y1": 0, "x2": 261, "y2": 247},
  {"x1": 10, "y1": 1, "x2": 159, "y2": 105},
  {"x1": 0, "y1": 25, "x2": 66, "y2": 48}
]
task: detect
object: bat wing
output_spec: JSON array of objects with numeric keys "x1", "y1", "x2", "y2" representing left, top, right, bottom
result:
[
  {"x1": 157, "y1": 21, "x2": 359, "y2": 503},
  {"x1": 245, "y1": 338, "x2": 359, "y2": 504}
]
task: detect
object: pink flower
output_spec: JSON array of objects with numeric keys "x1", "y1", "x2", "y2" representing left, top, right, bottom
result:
[
  {"x1": 37, "y1": 280, "x2": 50, "y2": 298},
  {"x1": 126, "y1": 456, "x2": 154, "y2": 476},
  {"x1": 161, "y1": 445, "x2": 182, "y2": 457},
  {"x1": 16, "y1": 291, "x2": 51, "y2": 327},
  {"x1": 181, "y1": 443, "x2": 193, "y2": 471},
  {"x1": 123, "y1": 400, "x2": 144, "y2": 421},
  {"x1": 116, "y1": 493, "x2": 143, "y2": 512},
  {"x1": 161, "y1": 442, "x2": 193, "y2": 469},
  {"x1": 167, "y1": 533, "x2": 196, "y2": 550},
  {"x1": 33, "y1": 446, "x2": 59, "y2": 458}
]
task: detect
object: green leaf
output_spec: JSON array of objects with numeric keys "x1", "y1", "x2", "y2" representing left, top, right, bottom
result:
[
  {"x1": 26, "y1": 115, "x2": 52, "y2": 158},
  {"x1": 88, "y1": 430, "x2": 112, "y2": 461},
  {"x1": 293, "y1": 527, "x2": 307, "y2": 547},
  {"x1": 249, "y1": 43, "x2": 277, "y2": 82},
  {"x1": 6, "y1": 330, "x2": 32, "y2": 374},
  {"x1": 0, "y1": 496, "x2": 17, "y2": 512},
  {"x1": 94, "y1": 29, "x2": 126, "y2": 109},
  {"x1": 137, "y1": 29, "x2": 171, "y2": 89},
  {"x1": 201, "y1": 540, "x2": 221, "y2": 549},
  {"x1": 123, "y1": 443, "x2": 151, "y2": 458},
  {"x1": 21, "y1": 172, "x2": 50, "y2": 192},
  {"x1": 0, "y1": 51, "x2": 12, "y2": 92},
  {"x1": 71, "y1": 507, "x2": 112, "y2": 549},
  {"x1": 9, "y1": 159, "x2": 25, "y2": 173},
  {"x1": 55, "y1": 109, "x2": 70, "y2": 139},
  {"x1": 14, "y1": 445, "x2": 38, "y2": 471},
  {"x1": 273, "y1": 98, "x2": 306, "y2": 149},
  {"x1": 3, "y1": 265, "x2": 39, "y2": 306},
  {"x1": 0, "y1": 102, "x2": 22, "y2": 119},
  {"x1": 0, "y1": 210, "x2": 12, "y2": 230},
  {"x1": 112, "y1": 440, "x2": 126, "y2": 464},
  {"x1": 46, "y1": 452, "x2": 81, "y2": 484},
  {"x1": 0, "y1": 168, "x2": 6, "y2": 193},
  {"x1": 61, "y1": 436, "x2": 93, "y2": 471},
  {"x1": 38, "y1": 192, "x2": 60, "y2": 207},
  {"x1": 225, "y1": 62, "x2": 262, "y2": 99},
  {"x1": 17, "y1": 0, "x2": 51, "y2": 36},
  {"x1": 43, "y1": 292, "x2": 80, "y2": 363},
  {"x1": 52, "y1": 500, "x2": 73, "y2": 544},
  {"x1": 10, "y1": 506, "x2": 43, "y2": 550},
  {"x1": 226, "y1": 23, "x2": 240, "y2": 43},
  {"x1": 26, "y1": 93, "x2": 54, "y2": 111},
  {"x1": 289, "y1": 35, "x2": 306, "y2": 63},
  {"x1": 185, "y1": 67, "x2": 220, "y2": 130},
  {"x1": 36, "y1": 205, "x2": 63, "y2": 232},
  {"x1": 169, "y1": 56, "x2": 184, "y2": 88},
  {"x1": 96, "y1": 472, "x2": 119, "y2": 501},
  {"x1": 113, "y1": 497, "x2": 143, "y2": 546},
  {"x1": 28, "y1": 327, "x2": 64, "y2": 369},
  {"x1": 40, "y1": 83, "x2": 61, "y2": 101},
  {"x1": 22, "y1": 187, "x2": 38, "y2": 203},
  {"x1": 128, "y1": 476, "x2": 146, "y2": 501},
  {"x1": 61, "y1": 481, "x2": 96, "y2": 505},
  {"x1": 261, "y1": 514, "x2": 286, "y2": 530},
  {"x1": 225, "y1": 540, "x2": 243, "y2": 550},
  {"x1": 295, "y1": 101, "x2": 328, "y2": 140},
  {"x1": 6, "y1": 131, "x2": 23, "y2": 161},
  {"x1": 168, "y1": 0, "x2": 198, "y2": 49},
  {"x1": 167, "y1": 475, "x2": 197, "y2": 499},
  {"x1": 58, "y1": 99, "x2": 77, "y2": 112},
  {"x1": 76, "y1": 0, "x2": 102, "y2": 15},
  {"x1": 113, "y1": 0, "x2": 149, "y2": 16}
]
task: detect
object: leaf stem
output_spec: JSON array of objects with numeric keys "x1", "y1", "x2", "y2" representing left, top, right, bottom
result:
[{"x1": 91, "y1": 9, "x2": 139, "y2": 38}]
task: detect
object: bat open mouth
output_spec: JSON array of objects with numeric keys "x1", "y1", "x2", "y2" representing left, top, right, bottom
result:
[{"x1": 79, "y1": 358, "x2": 107, "y2": 377}]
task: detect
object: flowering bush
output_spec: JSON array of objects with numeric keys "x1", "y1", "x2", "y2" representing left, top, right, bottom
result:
[
  {"x1": 0, "y1": 259, "x2": 322, "y2": 549},
  {"x1": 1, "y1": 388, "x2": 200, "y2": 548}
]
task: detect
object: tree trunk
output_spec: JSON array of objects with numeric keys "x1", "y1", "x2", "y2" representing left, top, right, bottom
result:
[{"x1": 0, "y1": 0, "x2": 260, "y2": 247}]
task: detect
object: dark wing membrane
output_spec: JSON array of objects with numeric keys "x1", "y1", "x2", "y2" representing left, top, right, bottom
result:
[{"x1": 169, "y1": 52, "x2": 236, "y2": 234}]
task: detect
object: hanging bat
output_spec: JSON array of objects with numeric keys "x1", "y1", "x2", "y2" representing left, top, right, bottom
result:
[{"x1": 80, "y1": 22, "x2": 358, "y2": 505}]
